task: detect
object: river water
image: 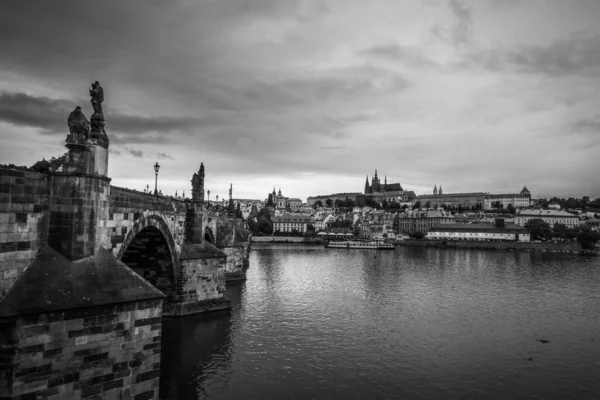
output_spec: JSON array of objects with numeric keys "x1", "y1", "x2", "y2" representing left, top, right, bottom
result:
[{"x1": 159, "y1": 245, "x2": 600, "y2": 400}]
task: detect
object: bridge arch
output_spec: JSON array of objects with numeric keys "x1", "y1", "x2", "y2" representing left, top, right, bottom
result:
[
  {"x1": 117, "y1": 214, "x2": 179, "y2": 301},
  {"x1": 204, "y1": 226, "x2": 215, "y2": 244}
]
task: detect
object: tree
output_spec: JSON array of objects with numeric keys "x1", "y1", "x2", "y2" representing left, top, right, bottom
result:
[
  {"x1": 267, "y1": 193, "x2": 274, "y2": 207},
  {"x1": 553, "y1": 222, "x2": 567, "y2": 239},
  {"x1": 247, "y1": 218, "x2": 259, "y2": 233},
  {"x1": 413, "y1": 232, "x2": 425, "y2": 239},
  {"x1": 524, "y1": 218, "x2": 553, "y2": 241},
  {"x1": 425, "y1": 201, "x2": 431, "y2": 209},
  {"x1": 578, "y1": 231, "x2": 600, "y2": 250},
  {"x1": 236, "y1": 202, "x2": 242, "y2": 218},
  {"x1": 413, "y1": 201, "x2": 421, "y2": 210},
  {"x1": 506, "y1": 204, "x2": 516, "y2": 215},
  {"x1": 326, "y1": 198, "x2": 333, "y2": 207},
  {"x1": 257, "y1": 207, "x2": 273, "y2": 234},
  {"x1": 313, "y1": 200, "x2": 323, "y2": 208}
]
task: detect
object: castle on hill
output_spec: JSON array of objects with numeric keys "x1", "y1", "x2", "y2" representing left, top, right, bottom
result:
[{"x1": 363, "y1": 170, "x2": 416, "y2": 203}]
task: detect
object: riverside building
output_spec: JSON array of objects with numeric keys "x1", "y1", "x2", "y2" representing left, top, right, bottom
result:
[
  {"x1": 426, "y1": 219, "x2": 530, "y2": 242},
  {"x1": 514, "y1": 209, "x2": 579, "y2": 228}
]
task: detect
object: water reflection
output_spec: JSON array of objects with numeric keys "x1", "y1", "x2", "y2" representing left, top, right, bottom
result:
[
  {"x1": 160, "y1": 245, "x2": 600, "y2": 400},
  {"x1": 160, "y1": 294, "x2": 236, "y2": 399}
]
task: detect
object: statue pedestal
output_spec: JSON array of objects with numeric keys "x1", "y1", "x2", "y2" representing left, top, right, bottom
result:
[
  {"x1": 63, "y1": 142, "x2": 108, "y2": 177},
  {"x1": 89, "y1": 114, "x2": 109, "y2": 149},
  {"x1": 64, "y1": 143, "x2": 88, "y2": 174}
]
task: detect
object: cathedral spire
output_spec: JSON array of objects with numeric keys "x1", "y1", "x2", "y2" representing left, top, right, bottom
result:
[
  {"x1": 433, "y1": 184, "x2": 438, "y2": 195},
  {"x1": 364, "y1": 175, "x2": 370, "y2": 194},
  {"x1": 439, "y1": 185, "x2": 443, "y2": 195}
]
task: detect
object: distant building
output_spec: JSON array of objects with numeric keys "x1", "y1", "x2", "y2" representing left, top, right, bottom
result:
[
  {"x1": 288, "y1": 198, "x2": 303, "y2": 212},
  {"x1": 273, "y1": 214, "x2": 313, "y2": 233},
  {"x1": 269, "y1": 188, "x2": 291, "y2": 210},
  {"x1": 484, "y1": 187, "x2": 532, "y2": 210},
  {"x1": 416, "y1": 186, "x2": 485, "y2": 210},
  {"x1": 514, "y1": 209, "x2": 579, "y2": 228},
  {"x1": 364, "y1": 170, "x2": 414, "y2": 204},
  {"x1": 427, "y1": 220, "x2": 530, "y2": 242},
  {"x1": 547, "y1": 202, "x2": 561, "y2": 210},
  {"x1": 396, "y1": 210, "x2": 455, "y2": 234},
  {"x1": 314, "y1": 214, "x2": 335, "y2": 231}
]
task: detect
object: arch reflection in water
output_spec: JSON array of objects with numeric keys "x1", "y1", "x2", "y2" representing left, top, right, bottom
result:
[{"x1": 160, "y1": 311, "x2": 234, "y2": 399}]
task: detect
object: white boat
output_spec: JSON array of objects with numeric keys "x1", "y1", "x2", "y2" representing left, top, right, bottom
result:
[{"x1": 325, "y1": 240, "x2": 394, "y2": 250}]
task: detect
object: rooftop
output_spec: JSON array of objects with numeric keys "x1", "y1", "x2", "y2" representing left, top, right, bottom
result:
[
  {"x1": 517, "y1": 209, "x2": 576, "y2": 217},
  {"x1": 274, "y1": 214, "x2": 313, "y2": 223}
]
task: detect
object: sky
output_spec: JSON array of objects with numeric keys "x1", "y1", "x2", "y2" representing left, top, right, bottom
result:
[{"x1": 0, "y1": 0, "x2": 599, "y2": 201}]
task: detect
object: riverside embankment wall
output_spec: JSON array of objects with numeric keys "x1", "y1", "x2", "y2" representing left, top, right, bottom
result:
[
  {"x1": 251, "y1": 236, "x2": 323, "y2": 244},
  {"x1": 397, "y1": 239, "x2": 582, "y2": 254}
]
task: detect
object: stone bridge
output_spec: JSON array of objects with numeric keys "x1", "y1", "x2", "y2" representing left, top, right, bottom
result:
[
  {"x1": 0, "y1": 154, "x2": 250, "y2": 317},
  {"x1": 0, "y1": 83, "x2": 252, "y2": 399}
]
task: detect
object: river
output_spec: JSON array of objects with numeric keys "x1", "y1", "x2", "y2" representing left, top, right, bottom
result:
[{"x1": 159, "y1": 245, "x2": 600, "y2": 399}]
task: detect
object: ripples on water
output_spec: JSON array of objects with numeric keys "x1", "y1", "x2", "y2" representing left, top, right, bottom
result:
[{"x1": 160, "y1": 245, "x2": 600, "y2": 400}]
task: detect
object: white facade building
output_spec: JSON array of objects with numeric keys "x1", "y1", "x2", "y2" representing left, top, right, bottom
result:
[
  {"x1": 427, "y1": 222, "x2": 530, "y2": 242},
  {"x1": 483, "y1": 187, "x2": 532, "y2": 210},
  {"x1": 514, "y1": 209, "x2": 579, "y2": 228},
  {"x1": 273, "y1": 214, "x2": 313, "y2": 233}
]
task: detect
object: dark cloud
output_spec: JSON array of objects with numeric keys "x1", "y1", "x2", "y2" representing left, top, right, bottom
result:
[
  {"x1": 573, "y1": 115, "x2": 600, "y2": 133},
  {"x1": 157, "y1": 152, "x2": 175, "y2": 160},
  {"x1": 0, "y1": 91, "x2": 221, "y2": 141},
  {"x1": 460, "y1": 34, "x2": 600, "y2": 76},
  {"x1": 125, "y1": 147, "x2": 144, "y2": 158},
  {"x1": 0, "y1": 92, "x2": 78, "y2": 133},
  {"x1": 359, "y1": 43, "x2": 439, "y2": 69}
]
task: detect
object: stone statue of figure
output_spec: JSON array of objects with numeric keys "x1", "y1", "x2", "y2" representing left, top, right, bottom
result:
[
  {"x1": 89, "y1": 81, "x2": 104, "y2": 117},
  {"x1": 67, "y1": 106, "x2": 90, "y2": 140}
]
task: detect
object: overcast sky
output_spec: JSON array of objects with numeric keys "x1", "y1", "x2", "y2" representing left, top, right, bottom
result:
[{"x1": 1, "y1": 0, "x2": 599, "y2": 201}]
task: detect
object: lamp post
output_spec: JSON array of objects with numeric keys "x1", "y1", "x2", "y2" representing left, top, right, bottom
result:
[
  {"x1": 153, "y1": 162, "x2": 160, "y2": 195},
  {"x1": 207, "y1": 190, "x2": 210, "y2": 204}
]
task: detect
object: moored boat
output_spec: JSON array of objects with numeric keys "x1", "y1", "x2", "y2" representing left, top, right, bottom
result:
[{"x1": 325, "y1": 240, "x2": 394, "y2": 250}]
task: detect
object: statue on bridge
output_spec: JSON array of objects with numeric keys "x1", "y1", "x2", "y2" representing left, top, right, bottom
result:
[
  {"x1": 88, "y1": 81, "x2": 109, "y2": 149},
  {"x1": 89, "y1": 81, "x2": 104, "y2": 117},
  {"x1": 66, "y1": 106, "x2": 90, "y2": 143}
]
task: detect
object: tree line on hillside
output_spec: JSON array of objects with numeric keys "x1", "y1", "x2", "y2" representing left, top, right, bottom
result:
[
  {"x1": 524, "y1": 218, "x2": 600, "y2": 249},
  {"x1": 540, "y1": 196, "x2": 600, "y2": 211}
]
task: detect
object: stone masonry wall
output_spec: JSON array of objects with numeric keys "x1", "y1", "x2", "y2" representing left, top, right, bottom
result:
[
  {"x1": 165, "y1": 257, "x2": 229, "y2": 316},
  {"x1": 47, "y1": 173, "x2": 111, "y2": 261},
  {"x1": 220, "y1": 247, "x2": 246, "y2": 281},
  {"x1": 0, "y1": 299, "x2": 163, "y2": 399},
  {"x1": 0, "y1": 168, "x2": 49, "y2": 299}
]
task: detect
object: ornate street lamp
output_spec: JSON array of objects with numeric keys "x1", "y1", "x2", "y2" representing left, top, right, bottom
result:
[
  {"x1": 153, "y1": 162, "x2": 160, "y2": 195},
  {"x1": 207, "y1": 190, "x2": 210, "y2": 203}
]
